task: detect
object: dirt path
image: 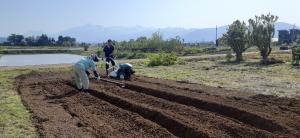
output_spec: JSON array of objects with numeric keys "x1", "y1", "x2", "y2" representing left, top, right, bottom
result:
[{"x1": 16, "y1": 72, "x2": 300, "y2": 137}]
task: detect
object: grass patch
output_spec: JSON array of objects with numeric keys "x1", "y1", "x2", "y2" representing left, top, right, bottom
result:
[
  {"x1": 245, "y1": 51, "x2": 291, "y2": 62},
  {"x1": 0, "y1": 69, "x2": 36, "y2": 138},
  {"x1": 0, "y1": 67, "x2": 72, "y2": 138},
  {"x1": 182, "y1": 46, "x2": 232, "y2": 56}
]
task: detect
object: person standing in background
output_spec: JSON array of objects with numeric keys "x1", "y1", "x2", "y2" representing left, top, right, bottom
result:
[{"x1": 103, "y1": 39, "x2": 116, "y2": 76}]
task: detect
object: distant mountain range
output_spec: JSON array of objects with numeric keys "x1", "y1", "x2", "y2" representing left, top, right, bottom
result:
[
  {"x1": 0, "y1": 37, "x2": 6, "y2": 43},
  {"x1": 53, "y1": 25, "x2": 225, "y2": 43},
  {"x1": 4, "y1": 22, "x2": 300, "y2": 43},
  {"x1": 54, "y1": 22, "x2": 299, "y2": 43},
  {"x1": 46, "y1": 25, "x2": 192, "y2": 43}
]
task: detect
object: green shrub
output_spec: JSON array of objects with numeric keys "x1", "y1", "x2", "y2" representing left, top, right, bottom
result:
[
  {"x1": 183, "y1": 47, "x2": 203, "y2": 55},
  {"x1": 127, "y1": 52, "x2": 147, "y2": 59},
  {"x1": 116, "y1": 51, "x2": 130, "y2": 59},
  {"x1": 116, "y1": 51, "x2": 147, "y2": 59},
  {"x1": 292, "y1": 46, "x2": 300, "y2": 66},
  {"x1": 116, "y1": 32, "x2": 183, "y2": 53},
  {"x1": 147, "y1": 53, "x2": 179, "y2": 66},
  {"x1": 202, "y1": 47, "x2": 217, "y2": 54},
  {"x1": 96, "y1": 49, "x2": 102, "y2": 57}
]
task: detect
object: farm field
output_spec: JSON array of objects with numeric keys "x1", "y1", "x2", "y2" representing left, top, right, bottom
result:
[
  {"x1": 15, "y1": 71, "x2": 300, "y2": 137},
  {"x1": 1, "y1": 51, "x2": 300, "y2": 138}
]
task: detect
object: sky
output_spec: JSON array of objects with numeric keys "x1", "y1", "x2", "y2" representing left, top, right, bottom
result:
[{"x1": 0, "y1": 0, "x2": 299, "y2": 36}]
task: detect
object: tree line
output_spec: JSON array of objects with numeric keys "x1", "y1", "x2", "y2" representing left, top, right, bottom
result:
[
  {"x1": 1, "y1": 34, "x2": 76, "y2": 46},
  {"x1": 116, "y1": 32, "x2": 184, "y2": 53}
]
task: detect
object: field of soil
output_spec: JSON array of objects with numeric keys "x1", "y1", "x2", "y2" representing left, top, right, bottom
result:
[{"x1": 16, "y1": 72, "x2": 300, "y2": 137}]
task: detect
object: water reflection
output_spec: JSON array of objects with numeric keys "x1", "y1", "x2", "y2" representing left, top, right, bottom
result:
[{"x1": 0, "y1": 54, "x2": 84, "y2": 67}]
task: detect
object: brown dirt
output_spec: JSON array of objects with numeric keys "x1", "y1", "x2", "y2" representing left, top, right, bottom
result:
[{"x1": 16, "y1": 72, "x2": 300, "y2": 138}]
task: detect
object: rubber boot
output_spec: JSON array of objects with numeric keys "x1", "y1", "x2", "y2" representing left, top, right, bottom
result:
[{"x1": 79, "y1": 88, "x2": 88, "y2": 93}]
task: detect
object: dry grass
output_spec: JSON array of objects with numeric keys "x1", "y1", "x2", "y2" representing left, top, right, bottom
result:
[{"x1": 136, "y1": 51, "x2": 300, "y2": 98}]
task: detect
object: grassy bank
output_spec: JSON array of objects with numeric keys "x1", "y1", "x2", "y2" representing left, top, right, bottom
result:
[
  {"x1": 0, "y1": 67, "x2": 71, "y2": 138},
  {"x1": 0, "y1": 47, "x2": 3, "y2": 57}
]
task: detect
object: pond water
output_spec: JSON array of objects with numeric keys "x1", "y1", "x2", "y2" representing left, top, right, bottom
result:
[{"x1": 0, "y1": 54, "x2": 84, "y2": 67}]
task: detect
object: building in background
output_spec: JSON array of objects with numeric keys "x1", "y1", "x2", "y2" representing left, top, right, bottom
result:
[
  {"x1": 290, "y1": 29, "x2": 300, "y2": 42},
  {"x1": 278, "y1": 29, "x2": 300, "y2": 45}
]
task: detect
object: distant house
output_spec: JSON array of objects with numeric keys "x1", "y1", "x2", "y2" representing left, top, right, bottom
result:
[
  {"x1": 278, "y1": 29, "x2": 300, "y2": 44},
  {"x1": 290, "y1": 29, "x2": 300, "y2": 42}
]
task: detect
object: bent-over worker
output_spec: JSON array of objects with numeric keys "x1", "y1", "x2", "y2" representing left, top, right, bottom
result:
[
  {"x1": 109, "y1": 63, "x2": 135, "y2": 80},
  {"x1": 74, "y1": 54, "x2": 100, "y2": 92}
]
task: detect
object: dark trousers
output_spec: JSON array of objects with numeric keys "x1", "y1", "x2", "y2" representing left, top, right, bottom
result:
[{"x1": 105, "y1": 56, "x2": 116, "y2": 74}]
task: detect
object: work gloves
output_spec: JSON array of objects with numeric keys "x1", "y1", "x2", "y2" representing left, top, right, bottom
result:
[{"x1": 94, "y1": 76, "x2": 101, "y2": 81}]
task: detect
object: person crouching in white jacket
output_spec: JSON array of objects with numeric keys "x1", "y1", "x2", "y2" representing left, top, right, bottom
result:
[
  {"x1": 74, "y1": 54, "x2": 100, "y2": 92},
  {"x1": 109, "y1": 63, "x2": 135, "y2": 80}
]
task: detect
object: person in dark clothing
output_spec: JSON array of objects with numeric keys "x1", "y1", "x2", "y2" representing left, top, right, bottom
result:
[{"x1": 103, "y1": 39, "x2": 116, "y2": 76}]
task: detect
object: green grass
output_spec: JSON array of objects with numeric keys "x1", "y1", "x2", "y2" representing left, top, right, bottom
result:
[
  {"x1": 0, "y1": 67, "x2": 72, "y2": 138},
  {"x1": 182, "y1": 46, "x2": 231, "y2": 56},
  {"x1": 81, "y1": 47, "x2": 100, "y2": 56},
  {"x1": 0, "y1": 69, "x2": 37, "y2": 138}
]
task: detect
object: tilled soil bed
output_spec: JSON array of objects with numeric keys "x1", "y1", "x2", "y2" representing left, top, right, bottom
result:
[{"x1": 16, "y1": 72, "x2": 300, "y2": 138}]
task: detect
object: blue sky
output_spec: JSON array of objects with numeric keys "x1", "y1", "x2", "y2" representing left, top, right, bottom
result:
[{"x1": 0, "y1": 0, "x2": 299, "y2": 36}]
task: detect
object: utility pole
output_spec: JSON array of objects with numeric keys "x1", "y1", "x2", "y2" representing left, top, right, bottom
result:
[
  {"x1": 215, "y1": 25, "x2": 218, "y2": 47},
  {"x1": 292, "y1": 24, "x2": 296, "y2": 42}
]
